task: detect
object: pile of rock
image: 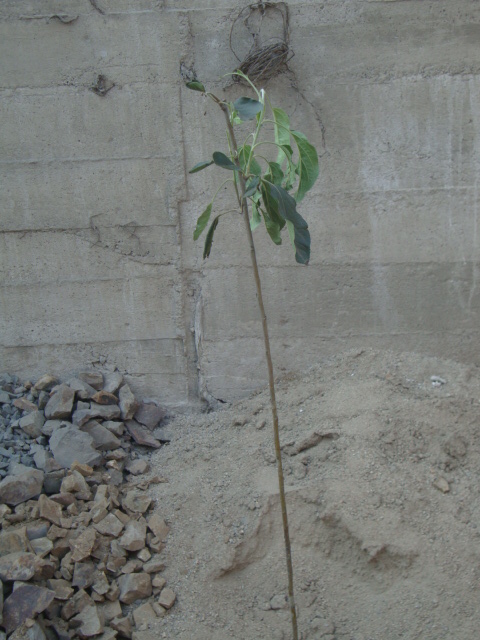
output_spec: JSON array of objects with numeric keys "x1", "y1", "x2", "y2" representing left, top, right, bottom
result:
[{"x1": 0, "y1": 372, "x2": 175, "y2": 640}]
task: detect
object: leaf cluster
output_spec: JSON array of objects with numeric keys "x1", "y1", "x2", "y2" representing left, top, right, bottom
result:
[{"x1": 186, "y1": 75, "x2": 319, "y2": 264}]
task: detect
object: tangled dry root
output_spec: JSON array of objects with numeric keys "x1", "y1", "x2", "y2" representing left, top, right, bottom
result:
[{"x1": 230, "y1": 2, "x2": 292, "y2": 84}]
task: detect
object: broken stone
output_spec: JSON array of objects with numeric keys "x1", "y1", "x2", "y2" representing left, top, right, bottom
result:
[
  {"x1": 71, "y1": 604, "x2": 104, "y2": 638},
  {"x1": 93, "y1": 513, "x2": 124, "y2": 538},
  {"x1": 113, "y1": 510, "x2": 130, "y2": 526},
  {"x1": 122, "y1": 491, "x2": 151, "y2": 515},
  {"x1": 50, "y1": 492, "x2": 75, "y2": 507},
  {"x1": 100, "y1": 600, "x2": 122, "y2": 623},
  {"x1": 0, "y1": 468, "x2": 44, "y2": 506},
  {"x1": 118, "y1": 573, "x2": 152, "y2": 604},
  {"x1": 96, "y1": 630, "x2": 117, "y2": 640},
  {"x1": 118, "y1": 385, "x2": 138, "y2": 421},
  {"x1": 90, "y1": 403, "x2": 122, "y2": 421},
  {"x1": 0, "y1": 529, "x2": 29, "y2": 556},
  {"x1": 110, "y1": 617, "x2": 132, "y2": 639},
  {"x1": 142, "y1": 556, "x2": 165, "y2": 574},
  {"x1": 103, "y1": 372, "x2": 124, "y2": 395},
  {"x1": 105, "y1": 580, "x2": 120, "y2": 602},
  {"x1": 72, "y1": 561, "x2": 96, "y2": 589},
  {"x1": 102, "y1": 422, "x2": 124, "y2": 437},
  {"x1": 67, "y1": 378, "x2": 97, "y2": 400},
  {"x1": 70, "y1": 528, "x2": 96, "y2": 562},
  {"x1": 90, "y1": 500, "x2": 109, "y2": 524},
  {"x1": 125, "y1": 421, "x2": 161, "y2": 448},
  {"x1": 151, "y1": 576, "x2": 166, "y2": 590},
  {"x1": 146, "y1": 514, "x2": 169, "y2": 541},
  {"x1": 41, "y1": 419, "x2": 65, "y2": 437},
  {"x1": 124, "y1": 460, "x2": 149, "y2": 476},
  {"x1": 134, "y1": 402, "x2": 166, "y2": 431},
  {"x1": 157, "y1": 587, "x2": 176, "y2": 610},
  {"x1": 19, "y1": 411, "x2": 45, "y2": 438},
  {"x1": 44, "y1": 385, "x2": 75, "y2": 420},
  {"x1": 92, "y1": 391, "x2": 118, "y2": 405},
  {"x1": 9, "y1": 621, "x2": 47, "y2": 640},
  {"x1": 105, "y1": 449, "x2": 127, "y2": 461},
  {"x1": 132, "y1": 602, "x2": 157, "y2": 627},
  {"x1": 38, "y1": 494, "x2": 63, "y2": 526},
  {"x1": 81, "y1": 421, "x2": 122, "y2": 451},
  {"x1": 61, "y1": 589, "x2": 94, "y2": 621},
  {"x1": 0, "y1": 504, "x2": 11, "y2": 519},
  {"x1": 120, "y1": 560, "x2": 142, "y2": 574},
  {"x1": 118, "y1": 520, "x2": 146, "y2": 552},
  {"x1": 13, "y1": 398, "x2": 38, "y2": 413},
  {"x1": 61, "y1": 470, "x2": 91, "y2": 496},
  {"x1": 146, "y1": 538, "x2": 164, "y2": 555},
  {"x1": 2, "y1": 584, "x2": 55, "y2": 634},
  {"x1": 78, "y1": 372, "x2": 104, "y2": 390},
  {"x1": 26, "y1": 522, "x2": 49, "y2": 540},
  {"x1": 151, "y1": 603, "x2": 166, "y2": 618},
  {"x1": 70, "y1": 461, "x2": 94, "y2": 477},
  {"x1": 34, "y1": 374, "x2": 59, "y2": 391},
  {"x1": 43, "y1": 470, "x2": 65, "y2": 496},
  {"x1": 106, "y1": 556, "x2": 127, "y2": 573},
  {"x1": 30, "y1": 537, "x2": 54, "y2": 558},
  {"x1": 50, "y1": 426, "x2": 102, "y2": 469},
  {"x1": 92, "y1": 571, "x2": 110, "y2": 596},
  {"x1": 46, "y1": 578, "x2": 74, "y2": 601},
  {"x1": 33, "y1": 448, "x2": 61, "y2": 473},
  {"x1": 136, "y1": 548, "x2": 151, "y2": 562}
]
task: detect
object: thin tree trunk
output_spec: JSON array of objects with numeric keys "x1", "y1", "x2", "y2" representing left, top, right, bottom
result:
[{"x1": 218, "y1": 103, "x2": 299, "y2": 640}]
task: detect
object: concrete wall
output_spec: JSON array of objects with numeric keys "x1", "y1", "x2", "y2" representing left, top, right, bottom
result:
[{"x1": 2, "y1": 0, "x2": 480, "y2": 406}]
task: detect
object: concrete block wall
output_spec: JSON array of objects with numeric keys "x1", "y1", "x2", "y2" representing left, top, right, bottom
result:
[{"x1": 2, "y1": 0, "x2": 480, "y2": 406}]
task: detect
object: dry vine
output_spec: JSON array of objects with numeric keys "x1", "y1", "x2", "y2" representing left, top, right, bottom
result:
[{"x1": 230, "y1": 2, "x2": 293, "y2": 83}]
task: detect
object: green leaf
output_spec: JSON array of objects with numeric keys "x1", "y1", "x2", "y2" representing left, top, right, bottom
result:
[
  {"x1": 250, "y1": 201, "x2": 262, "y2": 231},
  {"x1": 238, "y1": 145, "x2": 262, "y2": 176},
  {"x1": 262, "y1": 209, "x2": 282, "y2": 245},
  {"x1": 189, "y1": 160, "x2": 214, "y2": 174},
  {"x1": 193, "y1": 203, "x2": 212, "y2": 241},
  {"x1": 186, "y1": 81, "x2": 206, "y2": 92},
  {"x1": 261, "y1": 182, "x2": 286, "y2": 231},
  {"x1": 203, "y1": 216, "x2": 220, "y2": 259},
  {"x1": 266, "y1": 162, "x2": 284, "y2": 187},
  {"x1": 244, "y1": 176, "x2": 260, "y2": 199},
  {"x1": 291, "y1": 130, "x2": 319, "y2": 203},
  {"x1": 273, "y1": 107, "x2": 291, "y2": 166},
  {"x1": 286, "y1": 220, "x2": 310, "y2": 264},
  {"x1": 233, "y1": 97, "x2": 263, "y2": 121},
  {"x1": 212, "y1": 152, "x2": 238, "y2": 171},
  {"x1": 261, "y1": 181, "x2": 310, "y2": 263}
]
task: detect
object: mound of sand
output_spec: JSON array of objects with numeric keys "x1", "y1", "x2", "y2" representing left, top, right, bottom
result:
[{"x1": 145, "y1": 349, "x2": 480, "y2": 639}]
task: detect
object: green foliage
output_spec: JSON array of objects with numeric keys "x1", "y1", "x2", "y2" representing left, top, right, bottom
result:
[
  {"x1": 193, "y1": 203, "x2": 212, "y2": 241},
  {"x1": 186, "y1": 80, "x2": 206, "y2": 92},
  {"x1": 188, "y1": 74, "x2": 319, "y2": 264},
  {"x1": 189, "y1": 160, "x2": 213, "y2": 174}
]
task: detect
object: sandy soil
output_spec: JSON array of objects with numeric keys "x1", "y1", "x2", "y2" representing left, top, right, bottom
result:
[{"x1": 142, "y1": 349, "x2": 480, "y2": 640}]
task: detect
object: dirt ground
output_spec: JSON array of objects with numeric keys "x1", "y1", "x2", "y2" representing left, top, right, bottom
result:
[{"x1": 142, "y1": 349, "x2": 480, "y2": 639}]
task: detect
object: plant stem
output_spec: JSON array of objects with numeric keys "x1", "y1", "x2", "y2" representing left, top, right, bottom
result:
[{"x1": 218, "y1": 101, "x2": 299, "y2": 640}]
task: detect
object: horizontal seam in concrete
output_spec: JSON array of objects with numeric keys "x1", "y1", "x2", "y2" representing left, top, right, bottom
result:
[
  {"x1": 319, "y1": 186, "x2": 480, "y2": 195},
  {"x1": 1, "y1": 224, "x2": 178, "y2": 234},
  {"x1": 1, "y1": 337, "x2": 185, "y2": 348},
  {"x1": 197, "y1": 261, "x2": 480, "y2": 271},
  {"x1": 201, "y1": 330, "x2": 480, "y2": 341},
  {"x1": 0, "y1": 79, "x2": 183, "y2": 92},
  {"x1": 0, "y1": 274, "x2": 179, "y2": 289},
  {"x1": 0, "y1": 154, "x2": 175, "y2": 166}
]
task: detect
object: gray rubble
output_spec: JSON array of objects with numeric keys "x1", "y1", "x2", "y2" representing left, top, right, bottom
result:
[{"x1": 0, "y1": 370, "x2": 172, "y2": 640}]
